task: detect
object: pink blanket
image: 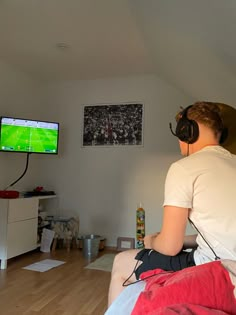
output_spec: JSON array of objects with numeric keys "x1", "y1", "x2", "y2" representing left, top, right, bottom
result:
[{"x1": 131, "y1": 261, "x2": 236, "y2": 315}]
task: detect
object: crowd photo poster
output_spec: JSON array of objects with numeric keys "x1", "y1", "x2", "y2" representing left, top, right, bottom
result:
[{"x1": 82, "y1": 103, "x2": 144, "y2": 147}]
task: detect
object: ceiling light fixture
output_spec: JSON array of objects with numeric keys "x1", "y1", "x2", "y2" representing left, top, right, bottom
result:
[{"x1": 56, "y1": 42, "x2": 70, "y2": 50}]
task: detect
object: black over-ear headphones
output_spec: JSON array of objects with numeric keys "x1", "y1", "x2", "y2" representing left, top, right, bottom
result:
[
  {"x1": 169, "y1": 105, "x2": 228, "y2": 144},
  {"x1": 169, "y1": 105, "x2": 199, "y2": 144}
]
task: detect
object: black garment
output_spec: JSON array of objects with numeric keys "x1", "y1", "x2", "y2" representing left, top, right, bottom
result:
[{"x1": 134, "y1": 248, "x2": 196, "y2": 279}]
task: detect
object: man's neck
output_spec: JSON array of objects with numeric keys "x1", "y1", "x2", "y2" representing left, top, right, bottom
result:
[{"x1": 189, "y1": 141, "x2": 219, "y2": 155}]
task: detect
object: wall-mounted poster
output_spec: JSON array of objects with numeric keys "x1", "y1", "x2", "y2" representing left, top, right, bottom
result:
[{"x1": 82, "y1": 103, "x2": 144, "y2": 147}]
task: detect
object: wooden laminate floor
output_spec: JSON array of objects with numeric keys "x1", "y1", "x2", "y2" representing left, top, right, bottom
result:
[{"x1": 0, "y1": 248, "x2": 115, "y2": 315}]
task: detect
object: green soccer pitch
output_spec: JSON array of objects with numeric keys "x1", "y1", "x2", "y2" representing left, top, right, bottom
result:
[{"x1": 0, "y1": 125, "x2": 58, "y2": 153}]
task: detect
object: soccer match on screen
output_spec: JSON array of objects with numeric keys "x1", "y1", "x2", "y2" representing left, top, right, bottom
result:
[{"x1": 0, "y1": 118, "x2": 59, "y2": 154}]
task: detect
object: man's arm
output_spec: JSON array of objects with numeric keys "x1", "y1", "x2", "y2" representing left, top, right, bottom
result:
[{"x1": 144, "y1": 205, "x2": 189, "y2": 256}]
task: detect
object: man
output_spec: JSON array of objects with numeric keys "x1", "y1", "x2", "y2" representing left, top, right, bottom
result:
[{"x1": 108, "y1": 101, "x2": 236, "y2": 306}]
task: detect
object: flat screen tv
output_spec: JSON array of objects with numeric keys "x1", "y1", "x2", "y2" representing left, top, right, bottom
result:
[{"x1": 0, "y1": 116, "x2": 59, "y2": 154}]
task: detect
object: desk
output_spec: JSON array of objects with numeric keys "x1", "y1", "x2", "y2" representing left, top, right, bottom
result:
[{"x1": 0, "y1": 195, "x2": 57, "y2": 269}]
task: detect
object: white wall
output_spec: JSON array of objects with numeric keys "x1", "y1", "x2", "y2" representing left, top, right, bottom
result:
[
  {"x1": 40, "y1": 75, "x2": 194, "y2": 246},
  {"x1": 0, "y1": 60, "x2": 48, "y2": 191},
  {"x1": 0, "y1": 63, "x2": 195, "y2": 246}
]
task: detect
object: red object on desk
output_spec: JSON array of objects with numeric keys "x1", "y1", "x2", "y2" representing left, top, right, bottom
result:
[
  {"x1": 0, "y1": 190, "x2": 19, "y2": 199},
  {"x1": 35, "y1": 186, "x2": 43, "y2": 192}
]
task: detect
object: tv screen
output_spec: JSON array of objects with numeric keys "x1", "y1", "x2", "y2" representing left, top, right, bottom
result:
[{"x1": 0, "y1": 116, "x2": 59, "y2": 154}]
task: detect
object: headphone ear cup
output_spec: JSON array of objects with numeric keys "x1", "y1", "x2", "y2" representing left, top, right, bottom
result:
[
  {"x1": 176, "y1": 120, "x2": 191, "y2": 142},
  {"x1": 189, "y1": 120, "x2": 199, "y2": 144},
  {"x1": 219, "y1": 127, "x2": 228, "y2": 144},
  {"x1": 176, "y1": 119, "x2": 199, "y2": 144}
]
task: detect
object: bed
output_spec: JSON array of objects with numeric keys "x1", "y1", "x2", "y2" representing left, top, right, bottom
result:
[{"x1": 105, "y1": 260, "x2": 236, "y2": 315}]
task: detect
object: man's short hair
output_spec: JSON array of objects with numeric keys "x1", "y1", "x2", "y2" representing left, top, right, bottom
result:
[{"x1": 177, "y1": 101, "x2": 225, "y2": 139}]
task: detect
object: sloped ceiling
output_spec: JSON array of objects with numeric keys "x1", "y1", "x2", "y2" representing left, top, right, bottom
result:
[{"x1": 0, "y1": 0, "x2": 236, "y2": 102}]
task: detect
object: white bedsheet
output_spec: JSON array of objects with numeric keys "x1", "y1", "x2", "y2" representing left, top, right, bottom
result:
[{"x1": 104, "y1": 281, "x2": 145, "y2": 315}]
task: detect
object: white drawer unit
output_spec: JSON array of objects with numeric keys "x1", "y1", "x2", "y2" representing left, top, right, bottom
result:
[
  {"x1": 7, "y1": 217, "x2": 38, "y2": 259},
  {"x1": 8, "y1": 198, "x2": 38, "y2": 223},
  {"x1": 0, "y1": 196, "x2": 57, "y2": 269}
]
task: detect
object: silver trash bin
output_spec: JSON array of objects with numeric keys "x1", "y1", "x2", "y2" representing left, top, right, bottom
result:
[{"x1": 82, "y1": 234, "x2": 101, "y2": 259}]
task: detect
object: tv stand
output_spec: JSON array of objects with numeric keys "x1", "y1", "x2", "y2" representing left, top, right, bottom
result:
[
  {"x1": 23, "y1": 191, "x2": 56, "y2": 197},
  {"x1": 0, "y1": 195, "x2": 57, "y2": 269}
]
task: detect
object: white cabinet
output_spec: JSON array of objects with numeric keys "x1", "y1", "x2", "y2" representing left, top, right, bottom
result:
[{"x1": 0, "y1": 196, "x2": 57, "y2": 269}]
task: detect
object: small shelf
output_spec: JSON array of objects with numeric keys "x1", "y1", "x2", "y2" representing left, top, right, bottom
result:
[
  {"x1": 38, "y1": 195, "x2": 57, "y2": 200},
  {"x1": 22, "y1": 195, "x2": 57, "y2": 200}
]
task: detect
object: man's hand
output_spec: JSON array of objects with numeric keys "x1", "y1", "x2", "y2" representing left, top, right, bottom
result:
[
  {"x1": 144, "y1": 233, "x2": 159, "y2": 249},
  {"x1": 183, "y1": 234, "x2": 197, "y2": 249}
]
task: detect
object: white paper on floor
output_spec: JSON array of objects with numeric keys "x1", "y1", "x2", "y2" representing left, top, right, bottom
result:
[
  {"x1": 40, "y1": 228, "x2": 55, "y2": 253},
  {"x1": 23, "y1": 259, "x2": 65, "y2": 272}
]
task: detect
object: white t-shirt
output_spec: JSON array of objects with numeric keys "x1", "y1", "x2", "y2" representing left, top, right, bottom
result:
[{"x1": 163, "y1": 145, "x2": 236, "y2": 265}]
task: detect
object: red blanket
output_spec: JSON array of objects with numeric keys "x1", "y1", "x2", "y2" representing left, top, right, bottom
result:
[{"x1": 131, "y1": 261, "x2": 236, "y2": 315}]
